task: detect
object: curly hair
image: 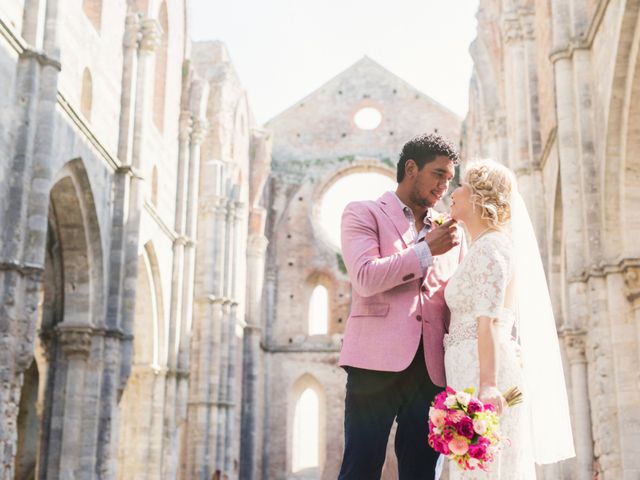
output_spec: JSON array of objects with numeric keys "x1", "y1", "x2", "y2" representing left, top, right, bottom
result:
[
  {"x1": 463, "y1": 159, "x2": 514, "y2": 228},
  {"x1": 396, "y1": 133, "x2": 460, "y2": 182}
]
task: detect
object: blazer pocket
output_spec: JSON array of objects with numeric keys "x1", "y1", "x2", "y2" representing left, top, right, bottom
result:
[{"x1": 350, "y1": 303, "x2": 390, "y2": 317}]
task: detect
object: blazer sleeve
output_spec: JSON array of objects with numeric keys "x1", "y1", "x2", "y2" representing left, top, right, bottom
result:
[{"x1": 340, "y1": 201, "x2": 423, "y2": 297}]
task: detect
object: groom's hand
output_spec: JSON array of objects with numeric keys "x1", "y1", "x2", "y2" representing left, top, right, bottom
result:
[{"x1": 425, "y1": 219, "x2": 459, "y2": 255}]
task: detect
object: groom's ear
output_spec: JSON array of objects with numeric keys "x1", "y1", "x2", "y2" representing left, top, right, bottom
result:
[{"x1": 405, "y1": 159, "x2": 417, "y2": 178}]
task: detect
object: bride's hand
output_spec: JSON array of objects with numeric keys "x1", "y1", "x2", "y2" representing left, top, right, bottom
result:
[{"x1": 478, "y1": 385, "x2": 507, "y2": 415}]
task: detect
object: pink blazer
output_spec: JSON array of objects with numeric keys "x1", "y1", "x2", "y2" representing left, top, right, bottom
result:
[{"x1": 339, "y1": 191, "x2": 466, "y2": 387}]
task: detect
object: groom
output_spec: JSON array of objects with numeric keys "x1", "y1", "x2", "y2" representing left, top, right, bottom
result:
[{"x1": 338, "y1": 133, "x2": 466, "y2": 480}]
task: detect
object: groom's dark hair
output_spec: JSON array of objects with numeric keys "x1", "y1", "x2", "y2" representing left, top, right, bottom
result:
[{"x1": 397, "y1": 133, "x2": 460, "y2": 182}]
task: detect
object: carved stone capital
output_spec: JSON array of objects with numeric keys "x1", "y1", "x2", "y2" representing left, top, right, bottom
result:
[
  {"x1": 56, "y1": 324, "x2": 93, "y2": 358},
  {"x1": 623, "y1": 264, "x2": 640, "y2": 303},
  {"x1": 179, "y1": 111, "x2": 193, "y2": 143},
  {"x1": 560, "y1": 329, "x2": 587, "y2": 364},
  {"x1": 190, "y1": 119, "x2": 208, "y2": 145},
  {"x1": 139, "y1": 18, "x2": 161, "y2": 52},
  {"x1": 519, "y1": 13, "x2": 536, "y2": 40},
  {"x1": 502, "y1": 14, "x2": 522, "y2": 44},
  {"x1": 123, "y1": 13, "x2": 142, "y2": 49}
]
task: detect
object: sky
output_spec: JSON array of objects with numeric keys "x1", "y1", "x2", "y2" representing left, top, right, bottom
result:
[{"x1": 190, "y1": 0, "x2": 480, "y2": 125}]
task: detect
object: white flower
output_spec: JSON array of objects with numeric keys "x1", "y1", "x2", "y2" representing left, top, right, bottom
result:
[
  {"x1": 444, "y1": 395, "x2": 458, "y2": 408},
  {"x1": 473, "y1": 418, "x2": 487, "y2": 435},
  {"x1": 456, "y1": 391, "x2": 471, "y2": 406},
  {"x1": 468, "y1": 458, "x2": 481, "y2": 468}
]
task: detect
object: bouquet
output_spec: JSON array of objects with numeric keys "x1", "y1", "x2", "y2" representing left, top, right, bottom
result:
[{"x1": 427, "y1": 386, "x2": 523, "y2": 471}]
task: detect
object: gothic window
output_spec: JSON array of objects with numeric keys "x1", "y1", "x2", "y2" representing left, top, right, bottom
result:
[
  {"x1": 319, "y1": 172, "x2": 395, "y2": 248},
  {"x1": 308, "y1": 285, "x2": 328, "y2": 335},
  {"x1": 81, "y1": 68, "x2": 92, "y2": 121},
  {"x1": 82, "y1": 0, "x2": 102, "y2": 31},
  {"x1": 354, "y1": 106, "x2": 382, "y2": 130},
  {"x1": 292, "y1": 388, "x2": 320, "y2": 472},
  {"x1": 153, "y1": 1, "x2": 168, "y2": 132}
]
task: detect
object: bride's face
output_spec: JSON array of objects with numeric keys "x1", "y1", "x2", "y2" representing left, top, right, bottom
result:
[{"x1": 449, "y1": 183, "x2": 473, "y2": 222}]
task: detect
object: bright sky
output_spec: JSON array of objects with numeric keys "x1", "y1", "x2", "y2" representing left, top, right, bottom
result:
[{"x1": 190, "y1": 0, "x2": 480, "y2": 125}]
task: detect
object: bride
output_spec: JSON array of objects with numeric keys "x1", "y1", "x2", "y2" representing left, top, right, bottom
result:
[{"x1": 442, "y1": 160, "x2": 575, "y2": 479}]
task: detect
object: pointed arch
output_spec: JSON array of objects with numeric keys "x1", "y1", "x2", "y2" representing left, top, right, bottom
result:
[
  {"x1": 82, "y1": 0, "x2": 102, "y2": 31},
  {"x1": 603, "y1": 2, "x2": 640, "y2": 259},
  {"x1": 288, "y1": 374, "x2": 326, "y2": 475}
]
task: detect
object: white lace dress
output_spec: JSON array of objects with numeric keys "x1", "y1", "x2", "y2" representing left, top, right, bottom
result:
[{"x1": 443, "y1": 232, "x2": 535, "y2": 480}]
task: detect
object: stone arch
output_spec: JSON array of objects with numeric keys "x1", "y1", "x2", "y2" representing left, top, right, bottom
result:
[
  {"x1": 15, "y1": 360, "x2": 40, "y2": 480},
  {"x1": 81, "y1": 68, "x2": 93, "y2": 121},
  {"x1": 287, "y1": 374, "x2": 327, "y2": 476},
  {"x1": 305, "y1": 271, "x2": 334, "y2": 336},
  {"x1": 82, "y1": 0, "x2": 102, "y2": 31},
  {"x1": 153, "y1": 0, "x2": 168, "y2": 132},
  {"x1": 311, "y1": 159, "x2": 395, "y2": 250},
  {"x1": 130, "y1": 242, "x2": 165, "y2": 367},
  {"x1": 603, "y1": 1, "x2": 640, "y2": 259},
  {"x1": 27, "y1": 158, "x2": 105, "y2": 477},
  {"x1": 116, "y1": 241, "x2": 166, "y2": 478},
  {"x1": 548, "y1": 171, "x2": 566, "y2": 327}
]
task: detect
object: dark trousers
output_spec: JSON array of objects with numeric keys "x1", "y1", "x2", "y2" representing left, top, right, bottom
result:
[{"x1": 338, "y1": 343, "x2": 441, "y2": 480}]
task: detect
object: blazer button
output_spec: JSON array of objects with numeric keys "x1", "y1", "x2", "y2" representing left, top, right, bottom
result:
[
  {"x1": 416, "y1": 315, "x2": 423, "y2": 322},
  {"x1": 421, "y1": 285, "x2": 427, "y2": 292},
  {"x1": 402, "y1": 273, "x2": 415, "y2": 281}
]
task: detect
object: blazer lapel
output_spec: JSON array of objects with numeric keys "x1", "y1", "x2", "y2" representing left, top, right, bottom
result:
[{"x1": 378, "y1": 191, "x2": 415, "y2": 247}]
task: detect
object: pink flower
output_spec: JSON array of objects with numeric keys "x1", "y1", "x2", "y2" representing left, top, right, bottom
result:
[
  {"x1": 443, "y1": 428, "x2": 454, "y2": 442},
  {"x1": 429, "y1": 407, "x2": 447, "y2": 428},
  {"x1": 448, "y1": 437, "x2": 469, "y2": 456},
  {"x1": 446, "y1": 386, "x2": 457, "y2": 395},
  {"x1": 472, "y1": 418, "x2": 488, "y2": 435},
  {"x1": 456, "y1": 416, "x2": 475, "y2": 439},
  {"x1": 468, "y1": 441, "x2": 488, "y2": 459},
  {"x1": 467, "y1": 398, "x2": 483, "y2": 414},
  {"x1": 433, "y1": 392, "x2": 448, "y2": 410},
  {"x1": 484, "y1": 402, "x2": 496, "y2": 412},
  {"x1": 448, "y1": 411, "x2": 465, "y2": 423}
]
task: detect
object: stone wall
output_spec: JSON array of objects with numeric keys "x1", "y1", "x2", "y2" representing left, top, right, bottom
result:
[{"x1": 463, "y1": 1, "x2": 640, "y2": 479}]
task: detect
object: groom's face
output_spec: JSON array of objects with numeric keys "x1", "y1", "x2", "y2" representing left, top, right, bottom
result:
[{"x1": 408, "y1": 155, "x2": 455, "y2": 209}]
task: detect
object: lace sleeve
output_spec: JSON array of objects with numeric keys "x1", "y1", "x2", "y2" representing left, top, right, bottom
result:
[{"x1": 467, "y1": 237, "x2": 512, "y2": 320}]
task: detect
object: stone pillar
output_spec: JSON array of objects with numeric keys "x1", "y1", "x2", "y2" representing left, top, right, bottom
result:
[
  {"x1": 162, "y1": 110, "x2": 192, "y2": 479},
  {"x1": 502, "y1": 9, "x2": 545, "y2": 248},
  {"x1": 185, "y1": 173, "x2": 229, "y2": 478},
  {"x1": 549, "y1": 1, "x2": 599, "y2": 477},
  {"x1": 240, "y1": 128, "x2": 271, "y2": 480},
  {"x1": 562, "y1": 330, "x2": 593, "y2": 480},
  {"x1": 0, "y1": 0, "x2": 62, "y2": 477},
  {"x1": 240, "y1": 234, "x2": 268, "y2": 480},
  {"x1": 56, "y1": 325, "x2": 93, "y2": 480},
  {"x1": 97, "y1": 15, "x2": 161, "y2": 478}
]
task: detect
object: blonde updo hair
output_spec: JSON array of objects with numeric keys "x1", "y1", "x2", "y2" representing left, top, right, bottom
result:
[{"x1": 463, "y1": 159, "x2": 515, "y2": 228}]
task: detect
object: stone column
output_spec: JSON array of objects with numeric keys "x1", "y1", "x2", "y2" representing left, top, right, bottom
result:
[
  {"x1": 0, "y1": 0, "x2": 62, "y2": 477},
  {"x1": 56, "y1": 325, "x2": 93, "y2": 480},
  {"x1": 502, "y1": 9, "x2": 546, "y2": 248},
  {"x1": 162, "y1": 111, "x2": 191, "y2": 479},
  {"x1": 97, "y1": 16, "x2": 161, "y2": 478},
  {"x1": 239, "y1": 233, "x2": 268, "y2": 480},
  {"x1": 185, "y1": 170, "x2": 229, "y2": 479},
  {"x1": 562, "y1": 330, "x2": 593, "y2": 480},
  {"x1": 549, "y1": 1, "x2": 599, "y2": 477}
]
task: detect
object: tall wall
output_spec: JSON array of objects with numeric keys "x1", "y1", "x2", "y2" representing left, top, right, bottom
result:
[
  {"x1": 463, "y1": 0, "x2": 640, "y2": 478},
  {"x1": 0, "y1": 1, "x2": 270, "y2": 479}
]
